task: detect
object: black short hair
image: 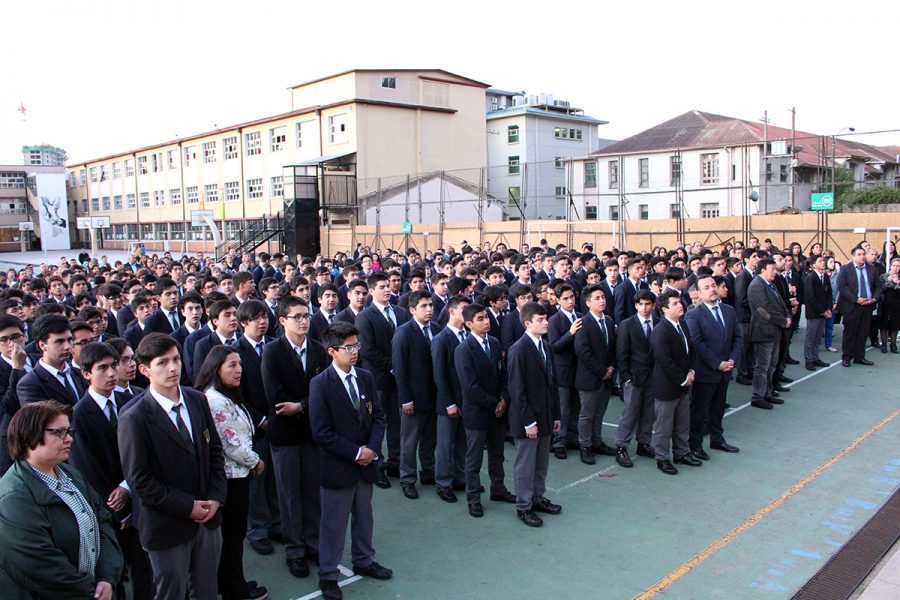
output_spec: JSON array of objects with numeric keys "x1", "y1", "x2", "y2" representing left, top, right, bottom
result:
[
  {"x1": 366, "y1": 272, "x2": 389, "y2": 289},
  {"x1": 346, "y1": 278, "x2": 368, "y2": 294},
  {"x1": 581, "y1": 283, "x2": 606, "y2": 303},
  {"x1": 79, "y1": 342, "x2": 119, "y2": 372},
  {"x1": 259, "y1": 277, "x2": 278, "y2": 293},
  {"x1": 278, "y1": 296, "x2": 308, "y2": 320},
  {"x1": 135, "y1": 332, "x2": 181, "y2": 366},
  {"x1": 0, "y1": 315, "x2": 24, "y2": 333},
  {"x1": 480, "y1": 284, "x2": 508, "y2": 306},
  {"x1": 156, "y1": 277, "x2": 177, "y2": 292},
  {"x1": 446, "y1": 295, "x2": 470, "y2": 312},
  {"x1": 32, "y1": 314, "x2": 71, "y2": 344},
  {"x1": 237, "y1": 299, "x2": 268, "y2": 324},
  {"x1": 407, "y1": 289, "x2": 432, "y2": 310},
  {"x1": 209, "y1": 299, "x2": 236, "y2": 322},
  {"x1": 179, "y1": 291, "x2": 204, "y2": 312},
  {"x1": 758, "y1": 258, "x2": 776, "y2": 271},
  {"x1": 634, "y1": 289, "x2": 656, "y2": 305},
  {"x1": 519, "y1": 302, "x2": 547, "y2": 325},
  {"x1": 322, "y1": 321, "x2": 358, "y2": 349},
  {"x1": 448, "y1": 277, "x2": 471, "y2": 296},
  {"x1": 657, "y1": 289, "x2": 683, "y2": 310},
  {"x1": 130, "y1": 294, "x2": 151, "y2": 312},
  {"x1": 664, "y1": 267, "x2": 686, "y2": 282},
  {"x1": 510, "y1": 283, "x2": 533, "y2": 300},
  {"x1": 77, "y1": 306, "x2": 102, "y2": 322},
  {"x1": 462, "y1": 303, "x2": 486, "y2": 324},
  {"x1": 316, "y1": 282, "x2": 339, "y2": 299}
]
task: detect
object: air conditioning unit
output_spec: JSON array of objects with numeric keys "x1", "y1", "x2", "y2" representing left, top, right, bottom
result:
[
  {"x1": 553, "y1": 100, "x2": 570, "y2": 108},
  {"x1": 770, "y1": 140, "x2": 788, "y2": 156}
]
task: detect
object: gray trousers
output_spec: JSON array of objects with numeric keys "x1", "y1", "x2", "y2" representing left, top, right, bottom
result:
[
  {"x1": 270, "y1": 443, "x2": 320, "y2": 560},
  {"x1": 319, "y1": 481, "x2": 375, "y2": 582},
  {"x1": 615, "y1": 381, "x2": 655, "y2": 447},
  {"x1": 738, "y1": 322, "x2": 754, "y2": 379},
  {"x1": 552, "y1": 387, "x2": 580, "y2": 449},
  {"x1": 246, "y1": 434, "x2": 281, "y2": 542},
  {"x1": 379, "y1": 387, "x2": 401, "y2": 468},
  {"x1": 652, "y1": 394, "x2": 691, "y2": 461},
  {"x1": 752, "y1": 339, "x2": 780, "y2": 401},
  {"x1": 146, "y1": 524, "x2": 222, "y2": 600},
  {"x1": 435, "y1": 414, "x2": 466, "y2": 488},
  {"x1": 399, "y1": 409, "x2": 437, "y2": 484},
  {"x1": 464, "y1": 422, "x2": 507, "y2": 504},
  {"x1": 513, "y1": 435, "x2": 551, "y2": 511},
  {"x1": 805, "y1": 317, "x2": 826, "y2": 362},
  {"x1": 578, "y1": 385, "x2": 611, "y2": 448}
]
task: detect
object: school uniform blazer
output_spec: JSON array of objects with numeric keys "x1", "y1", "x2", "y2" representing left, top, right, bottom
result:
[
  {"x1": 118, "y1": 387, "x2": 227, "y2": 551},
  {"x1": 597, "y1": 281, "x2": 617, "y2": 320},
  {"x1": 487, "y1": 310, "x2": 503, "y2": 341},
  {"x1": 548, "y1": 309, "x2": 580, "y2": 389},
  {"x1": 183, "y1": 326, "x2": 213, "y2": 382},
  {"x1": 454, "y1": 334, "x2": 507, "y2": 431},
  {"x1": 308, "y1": 367, "x2": 385, "y2": 490},
  {"x1": 333, "y1": 306, "x2": 358, "y2": 326},
  {"x1": 105, "y1": 309, "x2": 120, "y2": 337},
  {"x1": 392, "y1": 319, "x2": 441, "y2": 412},
  {"x1": 506, "y1": 334, "x2": 560, "y2": 438},
  {"x1": 803, "y1": 270, "x2": 832, "y2": 319},
  {"x1": 573, "y1": 312, "x2": 616, "y2": 392},
  {"x1": 122, "y1": 320, "x2": 147, "y2": 355},
  {"x1": 115, "y1": 305, "x2": 136, "y2": 336},
  {"x1": 308, "y1": 310, "x2": 333, "y2": 344},
  {"x1": 614, "y1": 278, "x2": 648, "y2": 325},
  {"x1": 430, "y1": 293, "x2": 448, "y2": 317},
  {"x1": 431, "y1": 326, "x2": 464, "y2": 415},
  {"x1": 500, "y1": 308, "x2": 526, "y2": 352},
  {"x1": 193, "y1": 332, "x2": 242, "y2": 382},
  {"x1": 747, "y1": 277, "x2": 790, "y2": 343},
  {"x1": 0, "y1": 360, "x2": 27, "y2": 473},
  {"x1": 684, "y1": 302, "x2": 742, "y2": 385},
  {"x1": 616, "y1": 314, "x2": 658, "y2": 388},
  {"x1": 650, "y1": 319, "x2": 694, "y2": 402},
  {"x1": 17, "y1": 363, "x2": 87, "y2": 407},
  {"x1": 734, "y1": 268, "x2": 754, "y2": 323},
  {"x1": 355, "y1": 303, "x2": 409, "y2": 391},
  {"x1": 235, "y1": 336, "x2": 273, "y2": 427},
  {"x1": 145, "y1": 308, "x2": 180, "y2": 335}
]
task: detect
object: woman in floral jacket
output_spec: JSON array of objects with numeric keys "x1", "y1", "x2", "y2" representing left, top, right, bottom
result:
[{"x1": 195, "y1": 346, "x2": 268, "y2": 600}]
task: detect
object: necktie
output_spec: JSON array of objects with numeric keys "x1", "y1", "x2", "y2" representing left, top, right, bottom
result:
[
  {"x1": 644, "y1": 319, "x2": 652, "y2": 338},
  {"x1": 820, "y1": 274, "x2": 825, "y2": 287},
  {"x1": 675, "y1": 323, "x2": 688, "y2": 353},
  {"x1": 296, "y1": 346, "x2": 306, "y2": 372},
  {"x1": 384, "y1": 306, "x2": 395, "y2": 330},
  {"x1": 422, "y1": 325, "x2": 431, "y2": 344},
  {"x1": 224, "y1": 337, "x2": 235, "y2": 347},
  {"x1": 328, "y1": 313, "x2": 335, "y2": 324},
  {"x1": 858, "y1": 268, "x2": 869, "y2": 299},
  {"x1": 598, "y1": 316, "x2": 607, "y2": 343},
  {"x1": 538, "y1": 341, "x2": 548, "y2": 367},
  {"x1": 171, "y1": 404, "x2": 194, "y2": 454},
  {"x1": 712, "y1": 305, "x2": 726, "y2": 334},
  {"x1": 347, "y1": 374, "x2": 360, "y2": 410},
  {"x1": 256, "y1": 341, "x2": 264, "y2": 357},
  {"x1": 483, "y1": 338, "x2": 491, "y2": 359},
  {"x1": 59, "y1": 371, "x2": 78, "y2": 403},
  {"x1": 106, "y1": 399, "x2": 118, "y2": 429},
  {"x1": 570, "y1": 312, "x2": 576, "y2": 325},
  {"x1": 168, "y1": 312, "x2": 179, "y2": 331},
  {"x1": 458, "y1": 330, "x2": 466, "y2": 343}
]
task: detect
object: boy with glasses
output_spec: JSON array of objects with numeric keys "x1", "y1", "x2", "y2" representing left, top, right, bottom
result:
[{"x1": 0, "y1": 315, "x2": 31, "y2": 474}]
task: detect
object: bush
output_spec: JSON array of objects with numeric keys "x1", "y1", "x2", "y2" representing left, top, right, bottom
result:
[{"x1": 840, "y1": 187, "x2": 900, "y2": 207}]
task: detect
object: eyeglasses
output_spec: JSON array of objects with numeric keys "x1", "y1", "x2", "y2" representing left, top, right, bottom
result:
[
  {"x1": 283, "y1": 313, "x2": 310, "y2": 322},
  {"x1": 333, "y1": 342, "x2": 362, "y2": 353},
  {"x1": 118, "y1": 356, "x2": 135, "y2": 365},
  {"x1": 0, "y1": 333, "x2": 25, "y2": 345},
  {"x1": 45, "y1": 427, "x2": 76, "y2": 439}
]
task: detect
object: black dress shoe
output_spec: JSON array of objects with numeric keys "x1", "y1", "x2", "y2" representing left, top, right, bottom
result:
[
  {"x1": 384, "y1": 465, "x2": 400, "y2": 478},
  {"x1": 287, "y1": 557, "x2": 310, "y2": 578},
  {"x1": 305, "y1": 552, "x2": 320, "y2": 565},
  {"x1": 437, "y1": 486, "x2": 457, "y2": 503},
  {"x1": 517, "y1": 509, "x2": 544, "y2": 527},
  {"x1": 353, "y1": 561, "x2": 393, "y2": 580},
  {"x1": 776, "y1": 374, "x2": 794, "y2": 383},
  {"x1": 814, "y1": 359, "x2": 829, "y2": 367},
  {"x1": 891, "y1": 343, "x2": 898, "y2": 354},
  {"x1": 580, "y1": 447, "x2": 596, "y2": 465},
  {"x1": 401, "y1": 483, "x2": 419, "y2": 499},
  {"x1": 636, "y1": 443, "x2": 655, "y2": 458},
  {"x1": 615, "y1": 446, "x2": 633, "y2": 468},
  {"x1": 724, "y1": 403, "x2": 732, "y2": 409},
  {"x1": 375, "y1": 470, "x2": 391, "y2": 489},
  {"x1": 565, "y1": 441, "x2": 580, "y2": 450},
  {"x1": 692, "y1": 447, "x2": 710, "y2": 461},
  {"x1": 842, "y1": 359, "x2": 852, "y2": 367},
  {"x1": 490, "y1": 490, "x2": 517, "y2": 503},
  {"x1": 319, "y1": 579, "x2": 342, "y2": 600},
  {"x1": 710, "y1": 442, "x2": 740, "y2": 453},
  {"x1": 751, "y1": 399, "x2": 774, "y2": 410},
  {"x1": 770, "y1": 390, "x2": 781, "y2": 398},
  {"x1": 657, "y1": 460, "x2": 678, "y2": 475},
  {"x1": 736, "y1": 376, "x2": 753, "y2": 385},
  {"x1": 768, "y1": 396, "x2": 784, "y2": 405},
  {"x1": 805, "y1": 363, "x2": 817, "y2": 371},
  {"x1": 881, "y1": 346, "x2": 888, "y2": 353},
  {"x1": 773, "y1": 384, "x2": 790, "y2": 392},
  {"x1": 532, "y1": 496, "x2": 562, "y2": 514},
  {"x1": 419, "y1": 473, "x2": 436, "y2": 485},
  {"x1": 468, "y1": 502, "x2": 484, "y2": 518},
  {"x1": 553, "y1": 447, "x2": 567, "y2": 459},
  {"x1": 249, "y1": 538, "x2": 274, "y2": 555},
  {"x1": 592, "y1": 443, "x2": 617, "y2": 456},
  {"x1": 674, "y1": 454, "x2": 703, "y2": 467},
  {"x1": 246, "y1": 584, "x2": 269, "y2": 599},
  {"x1": 854, "y1": 358, "x2": 875, "y2": 366},
  {"x1": 785, "y1": 356, "x2": 799, "y2": 365}
]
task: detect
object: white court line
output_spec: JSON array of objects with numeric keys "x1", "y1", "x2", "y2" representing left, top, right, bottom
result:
[
  {"x1": 548, "y1": 464, "x2": 619, "y2": 493},
  {"x1": 291, "y1": 565, "x2": 362, "y2": 600}
]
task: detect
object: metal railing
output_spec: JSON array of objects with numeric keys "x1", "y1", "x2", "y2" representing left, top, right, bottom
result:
[{"x1": 215, "y1": 212, "x2": 284, "y2": 261}]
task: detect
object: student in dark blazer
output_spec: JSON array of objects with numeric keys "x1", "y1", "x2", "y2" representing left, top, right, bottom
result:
[
  {"x1": 734, "y1": 251, "x2": 763, "y2": 383},
  {"x1": 500, "y1": 284, "x2": 533, "y2": 353},
  {"x1": 192, "y1": 300, "x2": 240, "y2": 382},
  {"x1": 261, "y1": 297, "x2": 330, "y2": 579},
  {"x1": 684, "y1": 277, "x2": 743, "y2": 459},
  {"x1": 118, "y1": 333, "x2": 227, "y2": 600},
  {"x1": 145, "y1": 278, "x2": 182, "y2": 335},
  {"x1": 334, "y1": 278, "x2": 368, "y2": 326},
  {"x1": 0, "y1": 316, "x2": 32, "y2": 474},
  {"x1": 17, "y1": 314, "x2": 87, "y2": 408},
  {"x1": 455, "y1": 304, "x2": 515, "y2": 518},
  {"x1": 355, "y1": 272, "x2": 409, "y2": 483},
  {"x1": 573, "y1": 284, "x2": 616, "y2": 464},
  {"x1": 836, "y1": 246, "x2": 882, "y2": 367},
  {"x1": 597, "y1": 260, "x2": 619, "y2": 321},
  {"x1": 308, "y1": 322, "x2": 392, "y2": 600},
  {"x1": 547, "y1": 283, "x2": 582, "y2": 459},
  {"x1": 479, "y1": 284, "x2": 507, "y2": 341},
  {"x1": 747, "y1": 259, "x2": 791, "y2": 409},
  {"x1": 613, "y1": 290, "x2": 659, "y2": 467},
  {"x1": 650, "y1": 290, "x2": 698, "y2": 476},
  {"x1": 172, "y1": 292, "x2": 205, "y2": 348},
  {"x1": 802, "y1": 254, "x2": 833, "y2": 370},
  {"x1": 182, "y1": 292, "x2": 230, "y2": 384},
  {"x1": 506, "y1": 303, "x2": 562, "y2": 527},
  {"x1": 613, "y1": 258, "x2": 648, "y2": 324},
  {"x1": 308, "y1": 283, "x2": 340, "y2": 344}
]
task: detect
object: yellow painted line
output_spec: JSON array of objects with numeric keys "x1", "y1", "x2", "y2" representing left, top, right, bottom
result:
[{"x1": 634, "y1": 407, "x2": 900, "y2": 600}]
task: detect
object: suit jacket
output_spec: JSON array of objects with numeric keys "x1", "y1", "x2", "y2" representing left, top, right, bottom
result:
[
  {"x1": 308, "y1": 366, "x2": 385, "y2": 489},
  {"x1": 355, "y1": 303, "x2": 409, "y2": 390},
  {"x1": 183, "y1": 325, "x2": 213, "y2": 382},
  {"x1": 506, "y1": 334, "x2": 560, "y2": 438},
  {"x1": 548, "y1": 309, "x2": 580, "y2": 389},
  {"x1": 392, "y1": 319, "x2": 440, "y2": 412},
  {"x1": 0, "y1": 359, "x2": 27, "y2": 473},
  {"x1": 104, "y1": 309, "x2": 120, "y2": 337},
  {"x1": 747, "y1": 277, "x2": 790, "y2": 343},
  {"x1": 123, "y1": 320, "x2": 148, "y2": 354},
  {"x1": 573, "y1": 312, "x2": 616, "y2": 391},
  {"x1": 616, "y1": 314, "x2": 657, "y2": 388},
  {"x1": 723, "y1": 272, "x2": 737, "y2": 307},
  {"x1": 487, "y1": 310, "x2": 503, "y2": 341},
  {"x1": 192, "y1": 331, "x2": 240, "y2": 380},
  {"x1": 115, "y1": 305, "x2": 136, "y2": 336},
  {"x1": 734, "y1": 268, "x2": 754, "y2": 323},
  {"x1": 684, "y1": 302, "x2": 742, "y2": 384},
  {"x1": 172, "y1": 324, "x2": 199, "y2": 348},
  {"x1": 614, "y1": 278, "x2": 648, "y2": 324},
  {"x1": 308, "y1": 310, "x2": 336, "y2": 344},
  {"x1": 145, "y1": 308, "x2": 181, "y2": 335},
  {"x1": 333, "y1": 306, "x2": 359, "y2": 325},
  {"x1": 431, "y1": 326, "x2": 464, "y2": 415},
  {"x1": 17, "y1": 363, "x2": 87, "y2": 407},
  {"x1": 650, "y1": 318, "x2": 694, "y2": 401},
  {"x1": 236, "y1": 336, "x2": 273, "y2": 427},
  {"x1": 454, "y1": 334, "x2": 507, "y2": 431},
  {"x1": 500, "y1": 308, "x2": 526, "y2": 352},
  {"x1": 803, "y1": 270, "x2": 832, "y2": 319},
  {"x1": 836, "y1": 262, "x2": 882, "y2": 315},
  {"x1": 261, "y1": 335, "x2": 330, "y2": 446},
  {"x1": 597, "y1": 281, "x2": 617, "y2": 320},
  {"x1": 430, "y1": 293, "x2": 448, "y2": 317},
  {"x1": 118, "y1": 387, "x2": 227, "y2": 551},
  {"x1": 263, "y1": 302, "x2": 280, "y2": 338}
]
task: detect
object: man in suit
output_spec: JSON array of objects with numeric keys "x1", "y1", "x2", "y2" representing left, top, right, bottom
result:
[
  {"x1": 397, "y1": 269, "x2": 427, "y2": 310},
  {"x1": 258, "y1": 276, "x2": 282, "y2": 338},
  {"x1": 355, "y1": 272, "x2": 409, "y2": 485},
  {"x1": 500, "y1": 284, "x2": 532, "y2": 353},
  {"x1": 650, "y1": 290, "x2": 699, "y2": 475},
  {"x1": 0, "y1": 315, "x2": 33, "y2": 474},
  {"x1": 548, "y1": 283, "x2": 582, "y2": 459},
  {"x1": 334, "y1": 279, "x2": 368, "y2": 325},
  {"x1": 614, "y1": 290, "x2": 658, "y2": 467},
  {"x1": 119, "y1": 333, "x2": 227, "y2": 599},
  {"x1": 455, "y1": 303, "x2": 515, "y2": 518},
  {"x1": 122, "y1": 295, "x2": 155, "y2": 365},
  {"x1": 614, "y1": 258, "x2": 648, "y2": 325},
  {"x1": 115, "y1": 280, "x2": 143, "y2": 335},
  {"x1": 172, "y1": 292, "x2": 204, "y2": 348},
  {"x1": 262, "y1": 296, "x2": 330, "y2": 578},
  {"x1": 735, "y1": 250, "x2": 763, "y2": 384},
  {"x1": 309, "y1": 322, "x2": 392, "y2": 600},
  {"x1": 803, "y1": 254, "x2": 833, "y2": 371},
  {"x1": 192, "y1": 300, "x2": 239, "y2": 380},
  {"x1": 430, "y1": 273, "x2": 450, "y2": 317},
  {"x1": 597, "y1": 259, "x2": 620, "y2": 320},
  {"x1": 836, "y1": 246, "x2": 881, "y2": 367},
  {"x1": 507, "y1": 302, "x2": 562, "y2": 527},
  {"x1": 183, "y1": 292, "x2": 228, "y2": 383},
  {"x1": 308, "y1": 283, "x2": 340, "y2": 343},
  {"x1": 431, "y1": 295, "x2": 470, "y2": 503},
  {"x1": 145, "y1": 277, "x2": 182, "y2": 335},
  {"x1": 747, "y1": 259, "x2": 791, "y2": 410},
  {"x1": 95, "y1": 283, "x2": 123, "y2": 337},
  {"x1": 684, "y1": 276, "x2": 743, "y2": 459},
  {"x1": 480, "y1": 284, "x2": 507, "y2": 341},
  {"x1": 70, "y1": 342, "x2": 153, "y2": 599},
  {"x1": 252, "y1": 252, "x2": 275, "y2": 287},
  {"x1": 17, "y1": 314, "x2": 87, "y2": 407},
  {"x1": 392, "y1": 290, "x2": 441, "y2": 499}
]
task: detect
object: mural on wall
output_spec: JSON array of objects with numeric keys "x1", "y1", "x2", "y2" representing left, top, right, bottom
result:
[{"x1": 34, "y1": 173, "x2": 71, "y2": 250}]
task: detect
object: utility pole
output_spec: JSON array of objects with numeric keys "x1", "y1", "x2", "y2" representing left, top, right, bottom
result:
[
  {"x1": 789, "y1": 107, "x2": 796, "y2": 208},
  {"x1": 761, "y1": 110, "x2": 769, "y2": 213}
]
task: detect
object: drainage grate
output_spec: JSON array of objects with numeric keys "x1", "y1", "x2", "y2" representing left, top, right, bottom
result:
[{"x1": 792, "y1": 487, "x2": 900, "y2": 600}]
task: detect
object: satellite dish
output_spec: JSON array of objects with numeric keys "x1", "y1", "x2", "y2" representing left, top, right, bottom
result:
[{"x1": 749, "y1": 191, "x2": 759, "y2": 202}]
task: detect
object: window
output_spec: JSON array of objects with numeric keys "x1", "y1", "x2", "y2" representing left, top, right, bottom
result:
[
  {"x1": 271, "y1": 176, "x2": 283, "y2": 197},
  {"x1": 245, "y1": 132, "x2": 262, "y2": 156},
  {"x1": 609, "y1": 160, "x2": 619, "y2": 189},
  {"x1": 555, "y1": 156, "x2": 564, "y2": 169},
  {"x1": 170, "y1": 222, "x2": 185, "y2": 240},
  {"x1": 554, "y1": 127, "x2": 583, "y2": 140},
  {"x1": 138, "y1": 156, "x2": 147, "y2": 174},
  {"x1": 507, "y1": 125, "x2": 519, "y2": 144},
  {"x1": 555, "y1": 186, "x2": 567, "y2": 198},
  {"x1": 701, "y1": 203, "x2": 720, "y2": 218},
  {"x1": 766, "y1": 162, "x2": 772, "y2": 182},
  {"x1": 141, "y1": 224, "x2": 153, "y2": 240},
  {"x1": 246, "y1": 178, "x2": 263, "y2": 199},
  {"x1": 186, "y1": 186, "x2": 199, "y2": 204},
  {"x1": 126, "y1": 194, "x2": 136, "y2": 209},
  {"x1": 670, "y1": 203, "x2": 681, "y2": 218},
  {"x1": 701, "y1": 153, "x2": 719, "y2": 185},
  {"x1": 204, "y1": 184, "x2": 218, "y2": 203},
  {"x1": 508, "y1": 155, "x2": 520, "y2": 175},
  {"x1": 28, "y1": 150, "x2": 41, "y2": 165},
  {"x1": 152, "y1": 153, "x2": 162, "y2": 173},
  {"x1": 152, "y1": 190, "x2": 165, "y2": 206},
  {"x1": 295, "y1": 124, "x2": 303, "y2": 148},
  {"x1": 639, "y1": 158, "x2": 649, "y2": 188},
  {"x1": 190, "y1": 224, "x2": 208, "y2": 241},
  {"x1": 140, "y1": 192, "x2": 150, "y2": 208},
  {"x1": 113, "y1": 195, "x2": 122, "y2": 210},
  {"x1": 327, "y1": 115, "x2": 348, "y2": 144},
  {"x1": 639, "y1": 204, "x2": 649, "y2": 220},
  {"x1": 91, "y1": 198, "x2": 100, "y2": 211},
  {"x1": 80, "y1": 169, "x2": 86, "y2": 185},
  {"x1": 779, "y1": 164, "x2": 788, "y2": 183},
  {"x1": 0, "y1": 172, "x2": 25, "y2": 188},
  {"x1": 184, "y1": 145, "x2": 197, "y2": 167},
  {"x1": 381, "y1": 76, "x2": 396, "y2": 89},
  {"x1": 124, "y1": 160, "x2": 134, "y2": 177},
  {"x1": 98, "y1": 165, "x2": 109, "y2": 182},
  {"x1": 90, "y1": 167, "x2": 98, "y2": 183},
  {"x1": 270, "y1": 126, "x2": 287, "y2": 152},
  {"x1": 169, "y1": 188, "x2": 182, "y2": 205},
  {"x1": 102, "y1": 197, "x2": 111, "y2": 211},
  {"x1": 167, "y1": 150, "x2": 178, "y2": 170},
  {"x1": 584, "y1": 162, "x2": 597, "y2": 188},
  {"x1": 113, "y1": 224, "x2": 126, "y2": 240},
  {"x1": 423, "y1": 81, "x2": 449, "y2": 107},
  {"x1": 112, "y1": 162, "x2": 121, "y2": 179},
  {"x1": 154, "y1": 223, "x2": 169, "y2": 240},
  {"x1": 81, "y1": 199, "x2": 89, "y2": 212},
  {"x1": 670, "y1": 156, "x2": 682, "y2": 186},
  {"x1": 609, "y1": 205, "x2": 619, "y2": 221},
  {"x1": 225, "y1": 181, "x2": 240, "y2": 201},
  {"x1": 508, "y1": 186, "x2": 521, "y2": 205},
  {"x1": 223, "y1": 136, "x2": 238, "y2": 160},
  {"x1": 203, "y1": 141, "x2": 216, "y2": 164},
  {"x1": 585, "y1": 205, "x2": 598, "y2": 220},
  {"x1": 126, "y1": 224, "x2": 138, "y2": 240}
]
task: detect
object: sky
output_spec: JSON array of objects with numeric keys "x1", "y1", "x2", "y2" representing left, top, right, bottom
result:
[{"x1": 2, "y1": 0, "x2": 899, "y2": 166}]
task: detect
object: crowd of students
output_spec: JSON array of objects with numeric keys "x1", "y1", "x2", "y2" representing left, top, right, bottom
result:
[{"x1": 0, "y1": 234, "x2": 897, "y2": 600}]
